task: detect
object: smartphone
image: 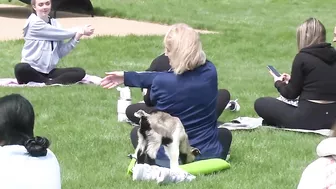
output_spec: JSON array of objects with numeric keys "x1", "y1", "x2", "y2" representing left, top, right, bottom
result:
[{"x1": 267, "y1": 65, "x2": 281, "y2": 77}]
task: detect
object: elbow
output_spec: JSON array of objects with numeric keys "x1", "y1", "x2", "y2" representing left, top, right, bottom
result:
[{"x1": 281, "y1": 91, "x2": 299, "y2": 100}]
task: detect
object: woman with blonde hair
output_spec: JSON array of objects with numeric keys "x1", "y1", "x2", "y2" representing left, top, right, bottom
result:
[
  {"x1": 101, "y1": 23, "x2": 232, "y2": 167},
  {"x1": 254, "y1": 18, "x2": 336, "y2": 130}
]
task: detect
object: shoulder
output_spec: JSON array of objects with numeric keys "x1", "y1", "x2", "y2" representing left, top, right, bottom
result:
[
  {"x1": 317, "y1": 137, "x2": 336, "y2": 157},
  {"x1": 46, "y1": 149, "x2": 59, "y2": 162},
  {"x1": 293, "y1": 52, "x2": 305, "y2": 62},
  {"x1": 291, "y1": 53, "x2": 306, "y2": 69},
  {"x1": 297, "y1": 157, "x2": 330, "y2": 189},
  {"x1": 32, "y1": 149, "x2": 61, "y2": 182},
  {"x1": 300, "y1": 156, "x2": 336, "y2": 180},
  {"x1": 0, "y1": 146, "x2": 61, "y2": 188},
  {"x1": 24, "y1": 13, "x2": 38, "y2": 28},
  {"x1": 304, "y1": 157, "x2": 333, "y2": 171},
  {"x1": 27, "y1": 13, "x2": 38, "y2": 22},
  {"x1": 199, "y1": 60, "x2": 217, "y2": 78},
  {"x1": 26, "y1": 13, "x2": 45, "y2": 25},
  {"x1": 50, "y1": 17, "x2": 61, "y2": 27},
  {"x1": 205, "y1": 60, "x2": 217, "y2": 70},
  {"x1": 195, "y1": 60, "x2": 217, "y2": 73}
]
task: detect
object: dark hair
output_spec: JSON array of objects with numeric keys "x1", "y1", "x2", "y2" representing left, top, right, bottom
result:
[{"x1": 0, "y1": 94, "x2": 50, "y2": 157}]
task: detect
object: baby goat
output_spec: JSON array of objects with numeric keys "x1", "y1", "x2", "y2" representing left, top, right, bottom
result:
[{"x1": 134, "y1": 109, "x2": 200, "y2": 169}]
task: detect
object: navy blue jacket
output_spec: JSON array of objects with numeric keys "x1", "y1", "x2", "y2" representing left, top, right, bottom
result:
[{"x1": 124, "y1": 61, "x2": 223, "y2": 166}]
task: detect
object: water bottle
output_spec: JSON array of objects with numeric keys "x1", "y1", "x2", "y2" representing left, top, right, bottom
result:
[{"x1": 117, "y1": 87, "x2": 132, "y2": 122}]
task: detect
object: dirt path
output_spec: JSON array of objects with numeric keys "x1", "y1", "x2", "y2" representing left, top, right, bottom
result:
[{"x1": 0, "y1": 4, "x2": 216, "y2": 41}]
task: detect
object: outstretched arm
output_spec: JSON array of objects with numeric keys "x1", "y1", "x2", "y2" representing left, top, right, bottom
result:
[
  {"x1": 124, "y1": 71, "x2": 161, "y2": 88},
  {"x1": 100, "y1": 71, "x2": 163, "y2": 89},
  {"x1": 26, "y1": 19, "x2": 78, "y2": 41}
]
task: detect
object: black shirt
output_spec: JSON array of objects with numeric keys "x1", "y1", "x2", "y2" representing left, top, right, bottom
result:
[{"x1": 275, "y1": 43, "x2": 336, "y2": 100}]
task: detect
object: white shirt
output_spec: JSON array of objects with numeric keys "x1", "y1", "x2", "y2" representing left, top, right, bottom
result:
[
  {"x1": 297, "y1": 137, "x2": 336, "y2": 189},
  {"x1": 0, "y1": 145, "x2": 61, "y2": 189}
]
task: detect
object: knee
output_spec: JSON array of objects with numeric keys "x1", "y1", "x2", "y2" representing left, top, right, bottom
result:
[
  {"x1": 76, "y1": 68, "x2": 86, "y2": 79},
  {"x1": 254, "y1": 97, "x2": 267, "y2": 115},
  {"x1": 130, "y1": 126, "x2": 139, "y2": 148},
  {"x1": 130, "y1": 126, "x2": 139, "y2": 137},
  {"x1": 220, "y1": 128, "x2": 232, "y2": 142},
  {"x1": 218, "y1": 89, "x2": 231, "y2": 109},
  {"x1": 125, "y1": 104, "x2": 137, "y2": 121},
  {"x1": 219, "y1": 89, "x2": 230, "y2": 100},
  {"x1": 14, "y1": 63, "x2": 30, "y2": 76}
]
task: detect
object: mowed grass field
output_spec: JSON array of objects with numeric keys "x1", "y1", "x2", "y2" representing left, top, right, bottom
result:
[{"x1": 0, "y1": 0, "x2": 335, "y2": 188}]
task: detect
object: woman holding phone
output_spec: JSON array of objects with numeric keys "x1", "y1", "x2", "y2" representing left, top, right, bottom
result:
[{"x1": 254, "y1": 18, "x2": 336, "y2": 130}]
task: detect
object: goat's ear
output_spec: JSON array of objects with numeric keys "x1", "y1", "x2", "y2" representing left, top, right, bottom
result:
[
  {"x1": 134, "y1": 111, "x2": 141, "y2": 118},
  {"x1": 191, "y1": 147, "x2": 201, "y2": 156},
  {"x1": 134, "y1": 109, "x2": 148, "y2": 118},
  {"x1": 134, "y1": 110, "x2": 144, "y2": 118}
]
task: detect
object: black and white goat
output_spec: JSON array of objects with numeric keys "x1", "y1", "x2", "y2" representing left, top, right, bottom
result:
[{"x1": 134, "y1": 109, "x2": 200, "y2": 169}]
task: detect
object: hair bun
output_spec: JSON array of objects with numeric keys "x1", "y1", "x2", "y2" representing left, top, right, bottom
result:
[{"x1": 24, "y1": 136, "x2": 50, "y2": 157}]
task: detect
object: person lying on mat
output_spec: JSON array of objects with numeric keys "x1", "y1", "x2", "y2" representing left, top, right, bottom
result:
[
  {"x1": 0, "y1": 94, "x2": 60, "y2": 189},
  {"x1": 101, "y1": 23, "x2": 232, "y2": 168},
  {"x1": 14, "y1": 0, "x2": 94, "y2": 85},
  {"x1": 254, "y1": 18, "x2": 336, "y2": 130},
  {"x1": 297, "y1": 124, "x2": 336, "y2": 189}
]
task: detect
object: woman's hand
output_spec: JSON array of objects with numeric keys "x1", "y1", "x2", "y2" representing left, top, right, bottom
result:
[
  {"x1": 83, "y1": 25, "x2": 94, "y2": 36},
  {"x1": 269, "y1": 70, "x2": 283, "y2": 82},
  {"x1": 281, "y1": 73, "x2": 291, "y2": 83},
  {"x1": 100, "y1": 71, "x2": 125, "y2": 89}
]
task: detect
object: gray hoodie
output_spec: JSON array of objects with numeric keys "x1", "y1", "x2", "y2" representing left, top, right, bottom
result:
[{"x1": 21, "y1": 13, "x2": 79, "y2": 74}]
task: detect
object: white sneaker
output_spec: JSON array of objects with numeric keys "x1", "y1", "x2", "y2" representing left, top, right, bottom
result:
[
  {"x1": 158, "y1": 167, "x2": 195, "y2": 184},
  {"x1": 132, "y1": 164, "x2": 196, "y2": 184},
  {"x1": 225, "y1": 99, "x2": 240, "y2": 112}
]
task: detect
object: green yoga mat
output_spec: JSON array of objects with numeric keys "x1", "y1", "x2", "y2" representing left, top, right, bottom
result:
[
  {"x1": 127, "y1": 158, "x2": 230, "y2": 175},
  {"x1": 179, "y1": 158, "x2": 231, "y2": 175}
]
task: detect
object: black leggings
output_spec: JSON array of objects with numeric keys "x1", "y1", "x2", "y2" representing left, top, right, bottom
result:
[
  {"x1": 14, "y1": 63, "x2": 86, "y2": 85},
  {"x1": 254, "y1": 97, "x2": 336, "y2": 130}
]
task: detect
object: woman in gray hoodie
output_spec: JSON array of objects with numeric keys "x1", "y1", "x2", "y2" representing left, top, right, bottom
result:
[{"x1": 14, "y1": 0, "x2": 94, "y2": 85}]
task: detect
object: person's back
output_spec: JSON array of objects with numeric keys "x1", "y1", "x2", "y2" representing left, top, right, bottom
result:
[
  {"x1": 294, "y1": 43, "x2": 336, "y2": 101},
  {"x1": 297, "y1": 137, "x2": 336, "y2": 189},
  {"x1": 0, "y1": 94, "x2": 61, "y2": 189},
  {"x1": 152, "y1": 61, "x2": 223, "y2": 159},
  {"x1": 0, "y1": 145, "x2": 61, "y2": 189}
]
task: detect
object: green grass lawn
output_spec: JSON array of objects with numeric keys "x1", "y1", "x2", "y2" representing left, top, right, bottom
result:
[{"x1": 0, "y1": 0, "x2": 335, "y2": 188}]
